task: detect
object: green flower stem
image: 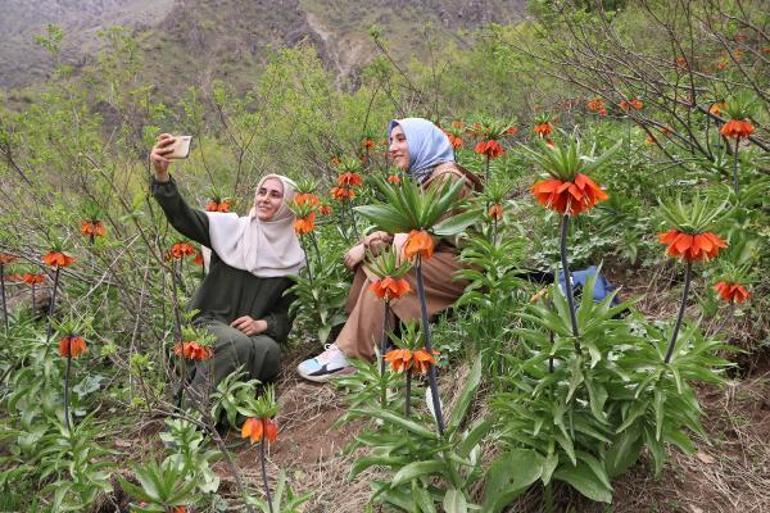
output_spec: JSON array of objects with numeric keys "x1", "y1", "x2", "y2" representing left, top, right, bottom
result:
[
  {"x1": 31, "y1": 283, "x2": 37, "y2": 311},
  {"x1": 169, "y1": 260, "x2": 186, "y2": 408},
  {"x1": 665, "y1": 261, "x2": 692, "y2": 364},
  {"x1": 559, "y1": 215, "x2": 580, "y2": 338},
  {"x1": 415, "y1": 256, "x2": 445, "y2": 436},
  {"x1": 404, "y1": 371, "x2": 412, "y2": 418},
  {"x1": 64, "y1": 354, "x2": 72, "y2": 432},
  {"x1": 732, "y1": 138, "x2": 740, "y2": 196},
  {"x1": 346, "y1": 199, "x2": 359, "y2": 240},
  {"x1": 544, "y1": 482, "x2": 554, "y2": 513},
  {"x1": 0, "y1": 264, "x2": 7, "y2": 331},
  {"x1": 260, "y1": 441, "x2": 274, "y2": 513},
  {"x1": 380, "y1": 302, "x2": 390, "y2": 408},
  {"x1": 45, "y1": 267, "x2": 61, "y2": 346},
  {"x1": 484, "y1": 153, "x2": 491, "y2": 186},
  {"x1": 309, "y1": 231, "x2": 322, "y2": 270},
  {"x1": 169, "y1": 260, "x2": 183, "y2": 342}
]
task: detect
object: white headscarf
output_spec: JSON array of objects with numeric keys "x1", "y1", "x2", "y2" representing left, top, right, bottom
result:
[{"x1": 203, "y1": 174, "x2": 306, "y2": 277}]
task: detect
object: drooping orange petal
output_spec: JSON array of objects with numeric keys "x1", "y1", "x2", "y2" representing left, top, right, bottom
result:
[
  {"x1": 384, "y1": 348, "x2": 413, "y2": 373},
  {"x1": 403, "y1": 230, "x2": 435, "y2": 261},
  {"x1": 264, "y1": 418, "x2": 279, "y2": 443}
]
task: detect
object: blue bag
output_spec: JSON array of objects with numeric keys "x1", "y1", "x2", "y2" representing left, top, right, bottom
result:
[{"x1": 558, "y1": 265, "x2": 619, "y2": 305}]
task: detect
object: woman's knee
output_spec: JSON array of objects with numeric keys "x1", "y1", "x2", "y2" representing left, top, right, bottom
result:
[{"x1": 251, "y1": 335, "x2": 281, "y2": 382}]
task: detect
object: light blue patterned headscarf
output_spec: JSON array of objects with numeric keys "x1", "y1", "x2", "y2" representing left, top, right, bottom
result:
[{"x1": 388, "y1": 118, "x2": 455, "y2": 184}]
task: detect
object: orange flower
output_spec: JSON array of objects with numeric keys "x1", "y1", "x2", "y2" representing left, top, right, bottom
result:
[
  {"x1": 620, "y1": 98, "x2": 643, "y2": 111},
  {"x1": 241, "y1": 417, "x2": 278, "y2": 444},
  {"x1": 533, "y1": 122, "x2": 553, "y2": 137},
  {"x1": 330, "y1": 156, "x2": 341, "y2": 167},
  {"x1": 22, "y1": 273, "x2": 45, "y2": 285},
  {"x1": 331, "y1": 186, "x2": 355, "y2": 201},
  {"x1": 657, "y1": 230, "x2": 727, "y2": 262},
  {"x1": 42, "y1": 251, "x2": 76, "y2": 268},
  {"x1": 318, "y1": 204, "x2": 332, "y2": 216},
  {"x1": 675, "y1": 56, "x2": 688, "y2": 69},
  {"x1": 386, "y1": 174, "x2": 401, "y2": 185},
  {"x1": 488, "y1": 203, "x2": 504, "y2": 220},
  {"x1": 709, "y1": 102, "x2": 725, "y2": 116},
  {"x1": 168, "y1": 242, "x2": 196, "y2": 260},
  {"x1": 173, "y1": 341, "x2": 213, "y2": 361},
  {"x1": 506, "y1": 126, "x2": 519, "y2": 136},
  {"x1": 0, "y1": 253, "x2": 17, "y2": 265},
  {"x1": 369, "y1": 276, "x2": 412, "y2": 302},
  {"x1": 411, "y1": 349, "x2": 438, "y2": 375},
  {"x1": 362, "y1": 138, "x2": 375, "y2": 149},
  {"x1": 206, "y1": 199, "x2": 232, "y2": 212},
  {"x1": 80, "y1": 220, "x2": 107, "y2": 237},
  {"x1": 720, "y1": 119, "x2": 755, "y2": 139},
  {"x1": 293, "y1": 212, "x2": 316, "y2": 235},
  {"x1": 446, "y1": 132, "x2": 463, "y2": 149},
  {"x1": 384, "y1": 348, "x2": 413, "y2": 373},
  {"x1": 403, "y1": 230, "x2": 435, "y2": 261},
  {"x1": 384, "y1": 348, "x2": 438, "y2": 375},
  {"x1": 58, "y1": 335, "x2": 87, "y2": 358},
  {"x1": 193, "y1": 250, "x2": 204, "y2": 266},
  {"x1": 5, "y1": 273, "x2": 22, "y2": 282},
  {"x1": 337, "y1": 172, "x2": 363, "y2": 188},
  {"x1": 474, "y1": 140, "x2": 505, "y2": 159},
  {"x1": 713, "y1": 281, "x2": 750, "y2": 303},
  {"x1": 587, "y1": 98, "x2": 605, "y2": 112},
  {"x1": 170, "y1": 507, "x2": 187, "y2": 513},
  {"x1": 531, "y1": 173, "x2": 608, "y2": 216},
  {"x1": 294, "y1": 193, "x2": 320, "y2": 206}
]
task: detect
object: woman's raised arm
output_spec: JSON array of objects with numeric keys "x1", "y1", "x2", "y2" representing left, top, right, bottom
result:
[{"x1": 149, "y1": 134, "x2": 212, "y2": 247}]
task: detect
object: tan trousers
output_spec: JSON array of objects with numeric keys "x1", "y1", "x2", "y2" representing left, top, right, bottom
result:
[{"x1": 335, "y1": 248, "x2": 468, "y2": 361}]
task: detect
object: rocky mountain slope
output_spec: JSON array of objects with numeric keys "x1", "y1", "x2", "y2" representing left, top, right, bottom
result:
[{"x1": 0, "y1": 0, "x2": 527, "y2": 92}]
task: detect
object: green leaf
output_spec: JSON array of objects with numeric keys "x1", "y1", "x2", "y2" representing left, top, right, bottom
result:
[
  {"x1": 433, "y1": 210, "x2": 480, "y2": 236},
  {"x1": 542, "y1": 451, "x2": 558, "y2": 486},
  {"x1": 350, "y1": 408, "x2": 437, "y2": 439},
  {"x1": 654, "y1": 388, "x2": 666, "y2": 441},
  {"x1": 605, "y1": 424, "x2": 643, "y2": 478},
  {"x1": 482, "y1": 449, "x2": 544, "y2": 513},
  {"x1": 391, "y1": 460, "x2": 447, "y2": 487},
  {"x1": 448, "y1": 354, "x2": 483, "y2": 432},
  {"x1": 412, "y1": 481, "x2": 437, "y2": 513},
  {"x1": 554, "y1": 461, "x2": 613, "y2": 504},
  {"x1": 443, "y1": 488, "x2": 468, "y2": 513}
]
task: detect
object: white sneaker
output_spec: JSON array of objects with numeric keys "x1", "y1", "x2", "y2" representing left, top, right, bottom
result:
[{"x1": 297, "y1": 344, "x2": 353, "y2": 383}]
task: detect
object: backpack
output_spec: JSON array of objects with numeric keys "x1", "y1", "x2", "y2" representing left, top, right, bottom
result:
[{"x1": 558, "y1": 265, "x2": 620, "y2": 305}]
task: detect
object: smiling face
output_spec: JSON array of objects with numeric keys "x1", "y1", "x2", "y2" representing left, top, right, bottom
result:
[
  {"x1": 389, "y1": 124, "x2": 410, "y2": 171},
  {"x1": 254, "y1": 177, "x2": 284, "y2": 221}
]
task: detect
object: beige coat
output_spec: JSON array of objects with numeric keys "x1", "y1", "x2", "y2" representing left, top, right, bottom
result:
[{"x1": 335, "y1": 162, "x2": 477, "y2": 360}]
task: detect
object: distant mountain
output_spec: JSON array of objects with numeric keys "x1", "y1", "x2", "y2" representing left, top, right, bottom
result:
[{"x1": 0, "y1": 0, "x2": 526, "y2": 92}]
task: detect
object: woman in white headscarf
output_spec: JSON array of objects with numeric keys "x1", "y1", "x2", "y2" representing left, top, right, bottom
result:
[
  {"x1": 297, "y1": 118, "x2": 480, "y2": 382},
  {"x1": 150, "y1": 134, "x2": 305, "y2": 395}
]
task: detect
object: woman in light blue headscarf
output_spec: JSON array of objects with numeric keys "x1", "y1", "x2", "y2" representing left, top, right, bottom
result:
[{"x1": 298, "y1": 117, "x2": 480, "y2": 383}]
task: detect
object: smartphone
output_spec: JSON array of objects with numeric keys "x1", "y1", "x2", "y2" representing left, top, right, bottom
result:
[{"x1": 168, "y1": 135, "x2": 192, "y2": 159}]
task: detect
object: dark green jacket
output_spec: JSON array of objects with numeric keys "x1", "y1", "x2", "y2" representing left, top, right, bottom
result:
[{"x1": 151, "y1": 176, "x2": 295, "y2": 342}]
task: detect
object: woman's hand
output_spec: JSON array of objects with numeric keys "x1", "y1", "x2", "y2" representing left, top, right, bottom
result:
[
  {"x1": 230, "y1": 315, "x2": 268, "y2": 336},
  {"x1": 344, "y1": 243, "x2": 366, "y2": 270},
  {"x1": 364, "y1": 230, "x2": 393, "y2": 256},
  {"x1": 150, "y1": 133, "x2": 176, "y2": 182}
]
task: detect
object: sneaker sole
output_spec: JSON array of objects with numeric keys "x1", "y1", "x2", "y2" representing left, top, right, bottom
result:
[{"x1": 297, "y1": 367, "x2": 355, "y2": 383}]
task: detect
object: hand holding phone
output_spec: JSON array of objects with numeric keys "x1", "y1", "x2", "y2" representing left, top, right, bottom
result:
[
  {"x1": 150, "y1": 134, "x2": 192, "y2": 181},
  {"x1": 167, "y1": 135, "x2": 192, "y2": 160}
]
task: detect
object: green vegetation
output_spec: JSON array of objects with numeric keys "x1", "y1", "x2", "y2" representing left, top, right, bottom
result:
[{"x1": 1, "y1": 0, "x2": 768, "y2": 511}]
